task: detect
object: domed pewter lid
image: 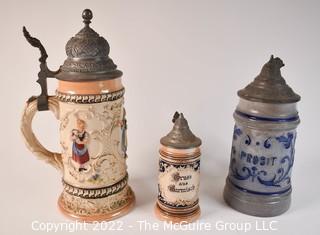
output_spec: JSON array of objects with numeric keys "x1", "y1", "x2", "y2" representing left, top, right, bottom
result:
[
  {"x1": 56, "y1": 9, "x2": 122, "y2": 81},
  {"x1": 161, "y1": 112, "x2": 201, "y2": 149},
  {"x1": 238, "y1": 55, "x2": 300, "y2": 104}
]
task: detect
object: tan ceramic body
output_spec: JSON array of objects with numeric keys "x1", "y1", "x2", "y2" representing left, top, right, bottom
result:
[{"x1": 21, "y1": 77, "x2": 135, "y2": 222}]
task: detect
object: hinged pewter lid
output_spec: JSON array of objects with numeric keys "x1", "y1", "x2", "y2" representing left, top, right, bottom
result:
[
  {"x1": 56, "y1": 9, "x2": 122, "y2": 81},
  {"x1": 238, "y1": 55, "x2": 300, "y2": 104},
  {"x1": 160, "y1": 112, "x2": 201, "y2": 149}
]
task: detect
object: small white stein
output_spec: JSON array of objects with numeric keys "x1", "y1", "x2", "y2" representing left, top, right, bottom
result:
[{"x1": 155, "y1": 112, "x2": 202, "y2": 223}]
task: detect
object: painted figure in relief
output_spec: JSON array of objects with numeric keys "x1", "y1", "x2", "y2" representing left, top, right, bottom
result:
[
  {"x1": 118, "y1": 109, "x2": 127, "y2": 158},
  {"x1": 71, "y1": 119, "x2": 90, "y2": 172}
]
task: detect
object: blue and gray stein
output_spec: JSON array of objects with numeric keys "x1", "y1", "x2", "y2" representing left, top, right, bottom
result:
[{"x1": 223, "y1": 56, "x2": 301, "y2": 217}]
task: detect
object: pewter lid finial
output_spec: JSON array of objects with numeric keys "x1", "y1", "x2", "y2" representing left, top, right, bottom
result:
[
  {"x1": 172, "y1": 111, "x2": 180, "y2": 123},
  {"x1": 160, "y1": 112, "x2": 201, "y2": 149},
  {"x1": 237, "y1": 55, "x2": 300, "y2": 103},
  {"x1": 56, "y1": 9, "x2": 122, "y2": 81},
  {"x1": 82, "y1": 9, "x2": 93, "y2": 26}
]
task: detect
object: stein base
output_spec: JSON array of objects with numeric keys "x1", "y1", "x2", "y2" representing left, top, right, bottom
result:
[
  {"x1": 57, "y1": 186, "x2": 135, "y2": 222},
  {"x1": 154, "y1": 203, "x2": 200, "y2": 223},
  {"x1": 223, "y1": 179, "x2": 291, "y2": 217}
]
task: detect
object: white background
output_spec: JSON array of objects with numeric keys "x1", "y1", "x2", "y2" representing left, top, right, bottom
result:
[{"x1": 1, "y1": 0, "x2": 319, "y2": 234}]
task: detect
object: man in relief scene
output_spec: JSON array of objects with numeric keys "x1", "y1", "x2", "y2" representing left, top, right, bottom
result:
[
  {"x1": 116, "y1": 109, "x2": 128, "y2": 158},
  {"x1": 120, "y1": 114, "x2": 128, "y2": 158},
  {"x1": 71, "y1": 118, "x2": 90, "y2": 172}
]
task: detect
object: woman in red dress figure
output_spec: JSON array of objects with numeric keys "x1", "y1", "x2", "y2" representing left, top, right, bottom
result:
[{"x1": 71, "y1": 119, "x2": 90, "y2": 172}]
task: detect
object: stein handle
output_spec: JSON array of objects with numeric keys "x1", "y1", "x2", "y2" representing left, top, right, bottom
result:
[{"x1": 21, "y1": 96, "x2": 63, "y2": 171}]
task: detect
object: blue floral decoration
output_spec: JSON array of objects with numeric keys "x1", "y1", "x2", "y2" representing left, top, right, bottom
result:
[
  {"x1": 245, "y1": 135, "x2": 251, "y2": 145},
  {"x1": 276, "y1": 132, "x2": 294, "y2": 149},
  {"x1": 264, "y1": 137, "x2": 272, "y2": 149},
  {"x1": 233, "y1": 126, "x2": 243, "y2": 140},
  {"x1": 230, "y1": 153, "x2": 293, "y2": 187}
]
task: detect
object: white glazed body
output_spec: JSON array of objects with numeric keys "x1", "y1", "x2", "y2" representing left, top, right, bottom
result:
[{"x1": 157, "y1": 146, "x2": 200, "y2": 215}]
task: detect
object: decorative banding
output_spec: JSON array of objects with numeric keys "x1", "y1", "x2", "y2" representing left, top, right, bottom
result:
[
  {"x1": 159, "y1": 157, "x2": 200, "y2": 168},
  {"x1": 159, "y1": 150, "x2": 200, "y2": 161},
  {"x1": 157, "y1": 196, "x2": 199, "y2": 210},
  {"x1": 56, "y1": 88, "x2": 125, "y2": 104},
  {"x1": 228, "y1": 178, "x2": 291, "y2": 196},
  {"x1": 63, "y1": 174, "x2": 128, "y2": 199},
  {"x1": 235, "y1": 110, "x2": 299, "y2": 123}
]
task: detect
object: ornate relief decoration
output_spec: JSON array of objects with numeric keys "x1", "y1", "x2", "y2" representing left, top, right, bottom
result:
[
  {"x1": 63, "y1": 174, "x2": 128, "y2": 199},
  {"x1": 59, "y1": 97, "x2": 127, "y2": 187},
  {"x1": 56, "y1": 88, "x2": 125, "y2": 104},
  {"x1": 65, "y1": 27, "x2": 109, "y2": 59},
  {"x1": 57, "y1": 9, "x2": 122, "y2": 80},
  {"x1": 61, "y1": 58, "x2": 117, "y2": 73},
  {"x1": 59, "y1": 186, "x2": 134, "y2": 216}
]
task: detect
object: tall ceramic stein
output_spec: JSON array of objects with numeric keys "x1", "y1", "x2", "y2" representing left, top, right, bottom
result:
[
  {"x1": 21, "y1": 9, "x2": 135, "y2": 221},
  {"x1": 223, "y1": 56, "x2": 301, "y2": 217}
]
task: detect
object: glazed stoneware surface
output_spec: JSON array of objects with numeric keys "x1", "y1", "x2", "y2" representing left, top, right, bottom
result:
[
  {"x1": 155, "y1": 113, "x2": 202, "y2": 223},
  {"x1": 56, "y1": 80, "x2": 135, "y2": 221},
  {"x1": 224, "y1": 99, "x2": 300, "y2": 217},
  {"x1": 158, "y1": 147, "x2": 200, "y2": 212},
  {"x1": 21, "y1": 79, "x2": 135, "y2": 222},
  {"x1": 20, "y1": 9, "x2": 135, "y2": 222},
  {"x1": 156, "y1": 146, "x2": 201, "y2": 223},
  {"x1": 223, "y1": 56, "x2": 301, "y2": 217}
]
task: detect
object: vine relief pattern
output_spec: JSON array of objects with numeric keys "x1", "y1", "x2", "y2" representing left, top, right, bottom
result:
[
  {"x1": 59, "y1": 186, "x2": 134, "y2": 217},
  {"x1": 59, "y1": 98, "x2": 128, "y2": 188}
]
